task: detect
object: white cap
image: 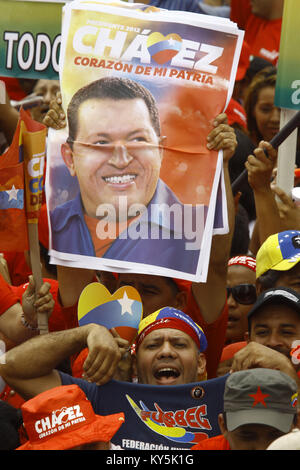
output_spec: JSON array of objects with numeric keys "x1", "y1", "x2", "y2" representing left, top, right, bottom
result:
[{"x1": 267, "y1": 428, "x2": 300, "y2": 450}]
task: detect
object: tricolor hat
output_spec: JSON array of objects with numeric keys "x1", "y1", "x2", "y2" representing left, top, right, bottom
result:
[
  {"x1": 256, "y1": 231, "x2": 300, "y2": 278},
  {"x1": 224, "y1": 369, "x2": 298, "y2": 433},
  {"x1": 16, "y1": 385, "x2": 124, "y2": 450},
  {"x1": 135, "y1": 306, "x2": 207, "y2": 352}
]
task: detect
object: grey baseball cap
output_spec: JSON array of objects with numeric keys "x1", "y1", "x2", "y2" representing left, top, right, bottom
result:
[{"x1": 224, "y1": 369, "x2": 298, "y2": 433}]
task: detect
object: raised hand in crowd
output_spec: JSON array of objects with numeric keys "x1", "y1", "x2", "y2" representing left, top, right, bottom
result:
[
  {"x1": 42, "y1": 91, "x2": 66, "y2": 130},
  {"x1": 245, "y1": 140, "x2": 300, "y2": 253},
  {"x1": 271, "y1": 185, "x2": 300, "y2": 231},
  {"x1": 21, "y1": 275, "x2": 55, "y2": 329},
  {"x1": 231, "y1": 341, "x2": 300, "y2": 388},
  {"x1": 0, "y1": 275, "x2": 55, "y2": 345}
]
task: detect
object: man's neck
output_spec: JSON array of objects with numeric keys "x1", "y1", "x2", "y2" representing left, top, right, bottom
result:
[{"x1": 264, "y1": 0, "x2": 283, "y2": 21}]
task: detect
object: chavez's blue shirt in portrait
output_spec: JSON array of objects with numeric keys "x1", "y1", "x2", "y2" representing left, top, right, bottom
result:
[{"x1": 50, "y1": 179, "x2": 210, "y2": 274}]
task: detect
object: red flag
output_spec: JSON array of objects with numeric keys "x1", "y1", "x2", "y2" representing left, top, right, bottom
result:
[
  {"x1": 0, "y1": 119, "x2": 28, "y2": 251},
  {"x1": 0, "y1": 109, "x2": 47, "y2": 251}
]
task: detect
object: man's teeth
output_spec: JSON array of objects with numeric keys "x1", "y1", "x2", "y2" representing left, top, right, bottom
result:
[
  {"x1": 103, "y1": 174, "x2": 136, "y2": 184},
  {"x1": 156, "y1": 368, "x2": 179, "y2": 378}
]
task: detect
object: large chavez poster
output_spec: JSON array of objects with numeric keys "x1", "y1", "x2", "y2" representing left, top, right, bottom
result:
[{"x1": 46, "y1": 0, "x2": 243, "y2": 282}]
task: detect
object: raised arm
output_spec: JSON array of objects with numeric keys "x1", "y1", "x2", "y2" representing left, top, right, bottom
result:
[
  {"x1": 0, "y1": 323, "x2": 125, "y2": 400},
  {"x1": 57, "y1": 265, "x2": 96, "y2": 307},
  {"x1": 192, "y1": 114, "x2": 237, "y2": 323},
  {"x1": 246, "y1": 140, "x2": 300, "y2": 254}
]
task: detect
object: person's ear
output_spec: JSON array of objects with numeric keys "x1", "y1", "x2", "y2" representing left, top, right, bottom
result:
[
  {"x1": 61, "y1": 142, "x2": 76, "y2": 176},
  {"x1": 174, "y1": 290, "x2": 188, "y2": 311},
  {"x1": 218, "y1": 413, "x2": 227, "y2": 436},
  {"x1": 197, "y1": 352, "x2": 206, "y2": 378}
]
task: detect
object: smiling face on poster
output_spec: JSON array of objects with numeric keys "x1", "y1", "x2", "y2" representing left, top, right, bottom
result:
[
  {"x1": 61, "y1": 78, "x2": 163, "y2": 220},
  {"x1": 46, "y1": 0, "x2": 243, "y2": 281}
]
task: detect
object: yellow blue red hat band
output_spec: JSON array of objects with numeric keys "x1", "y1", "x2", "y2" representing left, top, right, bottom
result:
[{"x1": 136, "y1": 307, "x2": 207, "y2": 352}]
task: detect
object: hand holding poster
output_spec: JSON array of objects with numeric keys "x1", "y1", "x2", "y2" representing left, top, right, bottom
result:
[{"x1": 46, "y1": 0, "x2": 243, "y2": 281}]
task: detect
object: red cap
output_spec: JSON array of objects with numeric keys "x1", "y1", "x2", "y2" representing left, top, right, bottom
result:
[
  {"x1": 220, "y1": 341, "x2": 247, "y2": 361},
  {"x1": 226, "y1": 98, "x2": 247, "y2": 129},
  {"x1": 17, "y1": 385, "x2": 124, "y2": 450}
]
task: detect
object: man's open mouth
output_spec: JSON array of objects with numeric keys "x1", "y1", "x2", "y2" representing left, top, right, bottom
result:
[
  {"x1": 102, "y1": 174, "x2": 137, "y2": 184},
  {"x1": 154, "y1": 367, "x2": 180, "y2": 379}
]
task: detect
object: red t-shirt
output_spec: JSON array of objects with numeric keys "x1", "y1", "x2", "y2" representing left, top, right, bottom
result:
[
  {"x1": 244, "y1": 15, "x2": 282, "y2": 65},
  {"x1": 191, "y1": 434, "x2": 231, "y2": 450},
  {"x1": 184, "y1": 290, "x2": 228, "y2": 380},
  {"x1": 230, "y1": 0, "x2": 282, "y2": 66},
  {"x1": 2, "y1": 251, "x2": 32, "y2": 286},
  {"x1": 0, "y1": 274, "x2": 19, "y2": 315}
]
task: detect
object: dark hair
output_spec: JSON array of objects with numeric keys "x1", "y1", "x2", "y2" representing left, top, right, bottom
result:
[
  {"x1": 0, "y1": 400, "x2": 23, "y2": 450},
  {"x1": 230, "y1": 204, "x2": 250, "y2": 257},
  {"x1": 244, "y1": 66, "x2": 277, "y2": 144},
  {"x1": 256, "y1": 269, "x2": 282, "y2": 291},
  {"x1": 67, "y1": 77, "x2": 161, "y2": 147}
]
